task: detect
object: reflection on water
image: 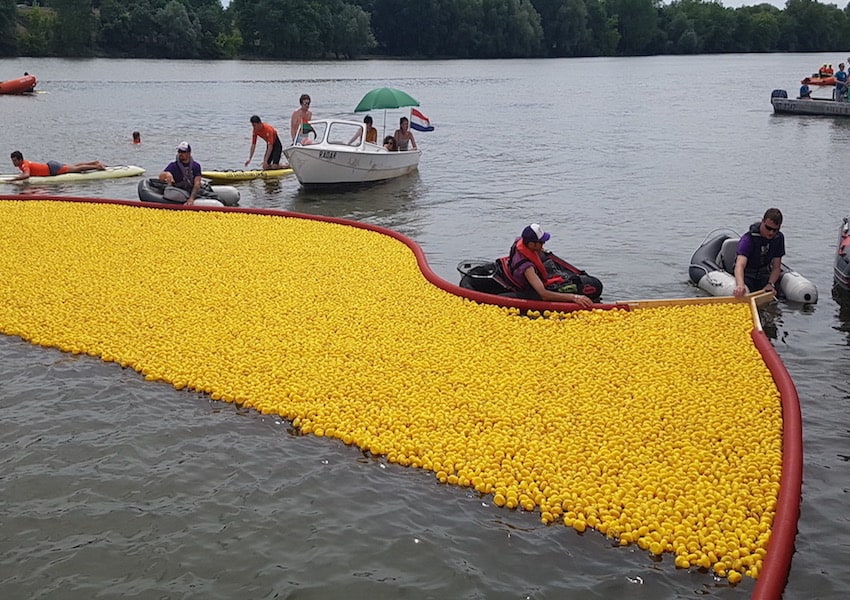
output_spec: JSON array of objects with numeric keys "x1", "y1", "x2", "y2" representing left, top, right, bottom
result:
[{"x1": 832, "y1": 285, "x2": 850, "y2": 340}]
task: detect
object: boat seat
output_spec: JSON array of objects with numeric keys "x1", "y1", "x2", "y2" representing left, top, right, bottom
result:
[{"x1": 718, "y1": 238, "x2": 739, "y2": 274}]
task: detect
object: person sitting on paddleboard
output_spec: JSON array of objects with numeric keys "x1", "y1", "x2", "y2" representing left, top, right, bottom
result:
[
  {"x1": 158, "y1": 141, "x2": 202, "y2": 206},
  {"x1": 245, "y1": 115, "x2": 287, "y2": 170},
  {"x1": 9, "y1": 150, "x2": 105, "y2": 181},
  {"x1": 505, "y1": 223, "x2": 594, "y2": 307}
]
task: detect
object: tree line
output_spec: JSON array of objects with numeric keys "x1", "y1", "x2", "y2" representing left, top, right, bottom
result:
[{"x1": 2, "y1": 0, "x2": 850, "y2": 60}]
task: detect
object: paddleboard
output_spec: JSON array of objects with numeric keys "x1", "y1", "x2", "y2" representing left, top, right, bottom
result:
[
  {"x1": 201, "y1": 168, "x2": 293, "y2": 182},
  {"x1": 0, "y1": 165, "x2": 145, "y2": 184}
]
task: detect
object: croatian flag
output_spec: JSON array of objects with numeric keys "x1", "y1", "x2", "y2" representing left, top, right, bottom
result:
[{"x1": 410, "y1": 108, "x2": 434, "y2": 132}]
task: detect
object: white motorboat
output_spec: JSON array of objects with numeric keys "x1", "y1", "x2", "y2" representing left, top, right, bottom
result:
[{"x1": 282, "y1": 118, "x2": 420, "y2": 186}]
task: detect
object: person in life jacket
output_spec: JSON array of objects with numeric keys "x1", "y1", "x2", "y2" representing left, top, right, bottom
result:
[
  {"x1": 505, "y1": 223, "x2": 594, "y2": 307},
  {"x1": 733, "y1": 208, "x2": 785, "y2": 298}
]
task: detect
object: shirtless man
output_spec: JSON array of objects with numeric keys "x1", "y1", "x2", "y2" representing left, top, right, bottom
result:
[
  {"x1": 9, "y1": 150, "x2": 105, "y2": 181},
  {"x1": 290, "y1": 94, "x2": 313, "y2": 144}
]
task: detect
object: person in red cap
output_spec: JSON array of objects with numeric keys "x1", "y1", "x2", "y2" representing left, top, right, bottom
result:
[
  {"x1": 158, "y1": 141, "x2": 202, "y2": 205},
  {"x1": 505, "y1": 223, "x2": 594, "y2": 307}
]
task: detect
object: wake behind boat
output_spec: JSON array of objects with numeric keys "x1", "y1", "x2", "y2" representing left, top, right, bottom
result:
[
  {"x1": 0, "y1": 165, "x2": 144, "y2": 184},
  {"x1": 689, "y1": 228, "x2": 817, "y2": 303},
  {"x1": 282, "y1": 118, "x2": 420, "y2": 186}
]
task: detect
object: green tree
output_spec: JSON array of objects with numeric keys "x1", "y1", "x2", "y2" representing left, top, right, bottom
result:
[
  {"x1": 0, "y1": 0, "x2": 16, "y2": 56},
  {"x1": 783, "y1": 0, "x2": 845, "y2": 52},
  {"x1": 607, "y1": 0, "x2": 661, "y2": 55},
  {"x1": 749, "y1": 10, "x2": 781, "y2": 52},
  {"x1": 18, "y1": 6, "x2": 57, "y2": 56},
  {"x1": 327, "y1": 2, "x2": 376, "y2": 58},
  {"x1": 51, "y1": 0, "x2": 95, "y2": 56},
  {"x1": 533, "y1": 0, "x2": 594, "y2": 56}
]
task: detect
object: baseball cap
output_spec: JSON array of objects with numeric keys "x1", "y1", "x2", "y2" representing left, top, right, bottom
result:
[
  {"x1": 522, "y1": 223, "x2": 550, "y2": 244},
  {"x1": 176, "y1": 141, "x2": 191, "y2": 152}
]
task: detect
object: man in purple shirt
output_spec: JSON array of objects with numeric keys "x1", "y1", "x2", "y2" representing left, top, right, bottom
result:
[
  {"x1": 733, "y1": 208, "x2": 785, "y2": 298},
  {"x1": 159, "y1": 141, "x2": 202, "y2": 205}
]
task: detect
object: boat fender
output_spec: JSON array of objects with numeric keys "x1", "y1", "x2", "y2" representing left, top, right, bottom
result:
[
  {"x1": 697, "y1": 270, "x2": 737, "y2": 296},
  {"x1": 771, "y1": 89, "x2": 788, "y2": 99},
  {"x1": 779, "y1": 272, "x2": 818, "y2": 304}
]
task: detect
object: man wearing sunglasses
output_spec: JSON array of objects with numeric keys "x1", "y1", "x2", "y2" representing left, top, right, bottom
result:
[
  {"x1": 733, "y1": 208, "x2": 785, "y2": 298},
  {"x1": 158, "y1": 141, "x2": 202, "y2": 206}
]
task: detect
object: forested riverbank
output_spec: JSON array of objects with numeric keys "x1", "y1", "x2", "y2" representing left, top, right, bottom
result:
[{"x1": 2, "y1": 0, "x2": 850, "y2": 60}]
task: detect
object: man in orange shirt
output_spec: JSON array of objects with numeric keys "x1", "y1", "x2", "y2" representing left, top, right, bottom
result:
[
  {"x1": 245, "y1": 115, "x2": 286, "y2": 170},
  {"x1": 9, "y1": 150, "x2": 105, "y2": 180}
]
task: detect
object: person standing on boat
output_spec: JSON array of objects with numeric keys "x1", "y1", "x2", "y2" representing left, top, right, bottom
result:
[
  {"x1": 393, "y1": 117, "x2": 417, "y2": 151},
  {"x1": 835, "y1": 63, "x2": 848, "y2": 101},
  {"x1": 245, "y1": 115, "x2": 286, "y2": 169},
  {"x1": 8, "y1": 150, "x2": 105, "y2": 181},
  {"x1": 505, "y1": 224, "x2": 594, "y2": 307},
  {"x1": 733, "y1": 208, "x2": 785, "y2": 298},
  {"x1": 158, "y1": 141, "x2": 202, "y2": 206},
  {"x1": 290, "y1": 94, "x2": 313, "y2": 144}
]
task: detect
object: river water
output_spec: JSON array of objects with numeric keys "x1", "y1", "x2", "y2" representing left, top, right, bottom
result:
[{"x1": 1, "y1": 55, "x2": 848, "y2": 599}]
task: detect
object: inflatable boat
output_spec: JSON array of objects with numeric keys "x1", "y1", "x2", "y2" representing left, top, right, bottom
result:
[
  {"x1": 137, "y1": 178, "x2": 240, "y2": 207},
  {"x1": 834, "y1": 216, "x2": 850, "y2": 292},
  {"x1": 689, "y1": 229, "x2": 817, "y2": 303},
  {"x1": 457, "y1": 251, "x2": 603, "y2": 302},
  {"x1": 0, "y1": 74, "x2": 37, "y2": 94},
  {"x1": 801, "y1": 74, "x2": 836, "y2": 86}
]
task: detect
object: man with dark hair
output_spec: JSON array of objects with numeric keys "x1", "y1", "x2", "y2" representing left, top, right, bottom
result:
[
  {"x1": 158, "y1": 141, "x2": 202, "y2": 206},
  {"x1": 9, "y1": 150, "x2": 105, "y2": 181},
  {"x1": 245, "y1": 115, "x2": 285, "y2": 170},
  {"x1": 733, "y1": 208, "x2": 785, "y2": 297}
]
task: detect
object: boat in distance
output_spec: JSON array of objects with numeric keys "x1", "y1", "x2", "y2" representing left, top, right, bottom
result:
[
  {"x1": 770, "y1": 89, "x2": 850, "y2": 117},
  {"x1": 0, "y1": 74, "x2": 37, "y2": 94},
  {"x1": 282, "y1": 118, "x2": 420, "y2": 186}
]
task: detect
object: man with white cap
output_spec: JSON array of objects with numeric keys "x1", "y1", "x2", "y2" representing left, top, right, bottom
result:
[
  {"x1": 504, "y1": 223, "x2": 594, "y2": 307},
  {"x1": 159, "y1": 141, "x2": 202, "y2": 205}
]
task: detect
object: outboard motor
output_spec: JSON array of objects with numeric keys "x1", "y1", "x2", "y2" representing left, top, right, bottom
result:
[{"x1": 771, "y1": 89, "x2": 788, "y2": 99}]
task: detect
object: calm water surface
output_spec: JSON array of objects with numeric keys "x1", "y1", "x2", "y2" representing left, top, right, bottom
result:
[{"x1": 1, "y1": 55, "x2": 849, "y2": 599}]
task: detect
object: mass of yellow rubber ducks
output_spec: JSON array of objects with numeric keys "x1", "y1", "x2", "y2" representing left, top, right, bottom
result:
[{"x1": 0, "y1": 199, "x2": 782, "y2": 585}]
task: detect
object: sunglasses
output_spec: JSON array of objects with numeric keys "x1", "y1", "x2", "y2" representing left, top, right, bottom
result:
[
  {"x1": 177, "y1": 150, "x2": 189, "y2": 154},
  {"x1": 764, "y1": 223, "x2": 780, "y2": 233}
]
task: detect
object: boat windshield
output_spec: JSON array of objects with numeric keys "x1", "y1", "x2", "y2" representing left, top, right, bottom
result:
[{"x1": 326, "y1": 121, "x2": 366, "y2": 147}]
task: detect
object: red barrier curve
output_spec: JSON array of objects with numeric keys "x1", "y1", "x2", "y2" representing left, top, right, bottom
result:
[{"x1": 749, "y1": 329, "x2": 803, "y2": 600}]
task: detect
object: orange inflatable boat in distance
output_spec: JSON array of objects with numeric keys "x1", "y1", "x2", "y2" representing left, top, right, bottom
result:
[{"x1": 0, "y1": 74, "x2": 37, "y2": 95}]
